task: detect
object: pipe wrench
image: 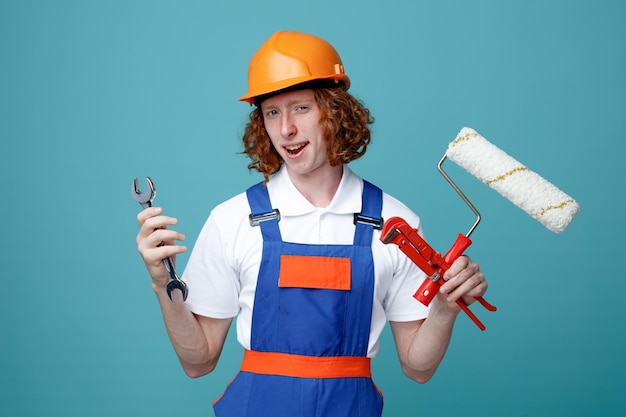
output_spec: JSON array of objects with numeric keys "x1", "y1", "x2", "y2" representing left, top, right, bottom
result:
[
  {"x1": 380, "y1": 153, "x2": 496, "y2": 330},
  {"x1": 381, "y1": 218, "x2": 496, "y2": 330}
]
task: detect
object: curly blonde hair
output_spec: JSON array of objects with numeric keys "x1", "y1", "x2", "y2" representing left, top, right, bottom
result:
[{"x1": 241, "y1": 86, "x2": 374, "y2": 182}]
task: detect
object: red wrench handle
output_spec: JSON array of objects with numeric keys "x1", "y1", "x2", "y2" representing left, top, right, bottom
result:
[
  {"x1": 415, "y1": 233, "x2": 497, "y2": 331},
  {"x1": 456, "y1": 300, "x2": 486, "y2": 330},
  {"x1": 414, "y1": 233, "x2": 472, "y2": 305},
  {"x1": 444, "y1": 234, "x2": 497, "y2": 326}
]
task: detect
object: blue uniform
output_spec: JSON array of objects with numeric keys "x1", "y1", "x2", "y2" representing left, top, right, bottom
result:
[{"x1": 213, "y1": 180, "x2": 385, "y2": 417}]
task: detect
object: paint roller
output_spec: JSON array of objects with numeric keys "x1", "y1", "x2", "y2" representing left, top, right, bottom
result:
[{"x1": 381, "y1": 127, "x2": 579, "y2": 330}]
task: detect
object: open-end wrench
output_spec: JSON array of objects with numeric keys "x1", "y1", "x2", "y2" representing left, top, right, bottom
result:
[{"x1": 132, "y1": 177, "x2": 189, "y2": 302}]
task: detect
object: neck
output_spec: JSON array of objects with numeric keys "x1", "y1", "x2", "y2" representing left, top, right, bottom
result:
[{"x1": 287, "y1": 164, "x2": 344, "y2": 208}]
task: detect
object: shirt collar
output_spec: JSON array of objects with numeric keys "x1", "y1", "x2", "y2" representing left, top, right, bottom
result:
[{"x1": 267, "y1": 165, "x2": 363, "y2": 216}]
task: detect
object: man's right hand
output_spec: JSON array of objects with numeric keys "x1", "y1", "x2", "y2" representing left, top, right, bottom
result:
[{"x1": 136, "y1": 206, "x2": 187, "y2": 291}]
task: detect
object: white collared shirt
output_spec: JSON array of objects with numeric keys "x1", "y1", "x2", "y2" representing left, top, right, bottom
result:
[{"x1": 183, "y1": 165, "x2": 429, "y2": 358}]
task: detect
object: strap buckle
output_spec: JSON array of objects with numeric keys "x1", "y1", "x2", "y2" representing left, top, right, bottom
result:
[
  {"x1": 353, "y1": 213, "x2": 384, "y2": 230},
  {"x1": 249, "y1": 209, "x2": 281, "y2": 227}
]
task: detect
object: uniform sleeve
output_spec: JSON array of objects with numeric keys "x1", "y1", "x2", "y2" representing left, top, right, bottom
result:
[{"x1": 182, "y1": 212, "x2": 241, "y2": 319}]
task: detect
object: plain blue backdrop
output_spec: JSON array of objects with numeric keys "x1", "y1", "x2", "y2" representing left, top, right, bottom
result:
[{"x1": 1, "y1": 0, "x2": 624, "y2": 416}]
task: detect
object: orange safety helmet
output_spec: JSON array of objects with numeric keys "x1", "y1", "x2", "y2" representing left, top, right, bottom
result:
[{"x1": 238, "y1": 31, "x2": 350, "y2": 105}]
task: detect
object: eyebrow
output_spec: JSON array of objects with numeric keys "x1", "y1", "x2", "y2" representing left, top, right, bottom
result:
[{"x1": 263, "y1": 98, "x2": 316, "y2": 110}]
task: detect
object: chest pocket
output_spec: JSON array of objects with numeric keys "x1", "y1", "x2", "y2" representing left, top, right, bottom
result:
[{"x1": 278, "y1": 255, "x2": 351, "y2": 291}]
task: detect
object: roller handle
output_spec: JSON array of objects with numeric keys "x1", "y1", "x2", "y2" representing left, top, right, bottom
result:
[{"x1": 414, "y1": 234, "x2": 496, "y2": 331}]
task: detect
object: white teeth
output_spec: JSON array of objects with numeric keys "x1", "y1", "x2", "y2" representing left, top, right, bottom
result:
[{"x1": 286, "y1": 144, "x2": 305, "y2": 151}]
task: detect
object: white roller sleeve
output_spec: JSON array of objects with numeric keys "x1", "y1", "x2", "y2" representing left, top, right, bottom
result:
[{"x1": 446, "y1": 127, "x2": 579, "y2": 233}]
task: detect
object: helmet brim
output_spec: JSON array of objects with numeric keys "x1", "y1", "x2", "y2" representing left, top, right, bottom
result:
[{"x1": 238, "y1": 74, "x2": 350, "y2": 105}]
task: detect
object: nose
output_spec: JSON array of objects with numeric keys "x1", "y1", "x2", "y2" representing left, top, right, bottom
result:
[{"x1": 280, "y1": 113, "x2": 296, "y2": 138}]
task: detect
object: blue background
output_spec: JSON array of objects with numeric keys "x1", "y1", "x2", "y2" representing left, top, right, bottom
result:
[{"x1": 1, "y1": 0, "x2": 624, "y2": 416}]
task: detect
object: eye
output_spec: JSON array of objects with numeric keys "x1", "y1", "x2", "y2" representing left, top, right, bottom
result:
[{"x1": 265, "y1": 109, "x2": 279, "y2": 117}]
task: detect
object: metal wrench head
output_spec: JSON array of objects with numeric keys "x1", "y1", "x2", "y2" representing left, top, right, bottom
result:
[
  {"x1": 162, "y1": 241, "x2": 188, "y2": 302},
  {"x1": 132, "y1": 177, "x2": 156, "y2": 208},
  {"x1": 167, "y1": 279, "x2": 189, "y2": 302}
]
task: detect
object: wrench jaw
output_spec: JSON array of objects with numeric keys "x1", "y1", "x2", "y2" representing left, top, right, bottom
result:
[
  {"x1": 132, "y1": 177, "x2": 156, "y2": 209},
  {"x1": 164, "y1": 256, "x2": 189, "y2": 302},
  {"x1": 167, "y1": 279, "x2": 189, "y2": 302}
]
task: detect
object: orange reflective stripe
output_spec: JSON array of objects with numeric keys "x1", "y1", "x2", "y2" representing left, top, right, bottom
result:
[
  {"x1": 278, "y1": 255, "x2": 351, "y2": 290},
  {"x1": 240, "y1": 350, "x2": 371, "y2": 379}
]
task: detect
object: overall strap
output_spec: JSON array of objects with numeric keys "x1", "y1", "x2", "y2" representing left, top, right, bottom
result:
[
  {"x1": 353, "y1": 180, "x2": 383, "y2": 247},
  {"x1": 246, "y1": 182, "x2": 282, "y2": 242}
]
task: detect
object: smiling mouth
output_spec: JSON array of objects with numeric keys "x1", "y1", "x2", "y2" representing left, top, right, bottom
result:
[{"x1": 285, "y1": 142, "x2": 308, "y2": 155}]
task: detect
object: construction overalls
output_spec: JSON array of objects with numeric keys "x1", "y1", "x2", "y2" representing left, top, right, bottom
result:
[{"x1": 213, "y1": 180, "x2": 384, "y2": 417}]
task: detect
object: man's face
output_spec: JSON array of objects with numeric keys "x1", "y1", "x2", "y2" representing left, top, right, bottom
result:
[{"x1": 261, "y1": 89, "x2": 332, "y2": 179}]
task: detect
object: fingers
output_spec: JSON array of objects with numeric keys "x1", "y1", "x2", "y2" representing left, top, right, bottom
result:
[
  {"x1": 137, "y1": 206, "x2": 173, "y2": 231},
  {"x1": 137, "y1": 207, "x2": 180, "y2": 239},
  {"x1": 138, "y1": 228, "x2": 187, "y2": 254},
  {"x1": 137, "y1": 206, "x2": 161, "y2": 225},
  {"x1": 135, "y1": 207, "x2": 187, "y2": 274},
  {"x1": 141, "y1": 244, "x2": 187, "y2": 269},
  {"x1": 440, "y1": 256, "x2": 487, "y2": 303}
]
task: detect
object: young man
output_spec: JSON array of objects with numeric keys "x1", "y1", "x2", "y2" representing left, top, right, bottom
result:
[{"x1": 136, "y1": 31, "x2": 489, "y2": 417}]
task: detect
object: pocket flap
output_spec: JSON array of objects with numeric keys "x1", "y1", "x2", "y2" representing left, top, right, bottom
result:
[{"x1": 278, "y1": 255, "x2": 351, "y2": 290}]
